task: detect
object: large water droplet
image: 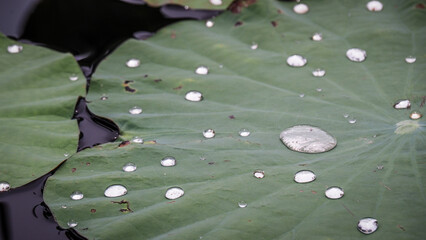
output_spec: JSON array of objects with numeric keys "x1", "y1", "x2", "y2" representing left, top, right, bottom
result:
[
  {"x1": 393, "y1": 99, "x2": 411, "y2": 109},
  {"x1": 70, "y1": 191, "x2": 84, "y2": 200},
  {"x1": 405, "y1": 56, "x2": 416, "y2": 63},
  {"x1": 206, "y1": 20, "x2": 214, "y2": 28},
  {"x1": 294, "y1": 170, "x2": 316, "y2": 183},
  {"x1": 209, "y1": 0, "x2": 222, "y2": 6},
  {"x1": 239, "y1": 128, "x2": 251, "y2": 137},
  {"x1": 409, "y1": 111, "x2": 422, "y2": 120},
  {"x1": 366, "y1": 1, "x2": 383, "y2": 12},
  {"x1": 253, "y1": 170, "x2": 265, "y2": 179},
  {"x1": 165, "y1": 187, "x2": 184, "y2": 200},
  {"x1": 126, "y1": 58, "x2": 140, "y2": 68},
  {"x1": 195, "y1": 66, "x2": 209, "y2": 75},
  {"x1": 69, "y1": 74, "x2": 79, "y2": 81},
  {"x1": 325, "y1": 186, "x2": 344, "y2": 199},
  {"x1": 346, "y1": 48, "x2": 367, "y2": 62},
  {"x1": 250, "y1": 42, "x2": 258, "y2": 50},
  {"x1": 312, "y1": 69, "x2": 326, "y2": 77},
  {"x1": 185, "y1": 91, "x2": 203, "y2": 102},
  {"x1": 132, "y1": 136, "x2": 144, "y2": 143},
  {"x1": 280, "y1": 125, "x2": 337, "y2": 153},
  {"x1": 293, "y1": 3, "x2": 309, "y2": 14},
  {"x1": 122, "y1": 162, "x2": 137, "y2": 172},
  {"x1": 238, "y1": 201, "x2": 248, "y2": 208},
  {"x1": 357, "y1": 218, "x2": 378, "y2": 234},
  {"x1": 129, "y1": 106, "x2": 142, "y2": 114},
  {"x1": 0, "y1": 182, "x2": 10, "y2": 192},
  {"x1": 67, "y1": 220, "x2": 78, "y2": 228},
  {"x1": 104, "y1": 184, "x2": 128, "y2": 198},
  {"x1": 287, "y1": 55, "x2": 307, "y2": 67},
  {"x1": 348, "y1": 118, "x2": 357, "y2": 124},
  {"x1": 312, "y1": 33, "x2": 322, "y2": 41},
  {"x1": 7, "y1": 45, "x2": 23, "y2": 54},
  {"x1": 161, "y1": 156, "x2": 176, "y2": 167},
  {"x1": 203, "y1": 129, "x2": 215, "y2": 139}
]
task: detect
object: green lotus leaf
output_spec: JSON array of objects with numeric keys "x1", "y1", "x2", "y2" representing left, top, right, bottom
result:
[
  {"x1": 145, "y1": 0, "x2": 233, "y2": 10},
  {"x1": 0, "y1": 34, "x2": 85, "y2": 187},
  {"x1": 45, "y1": 0, "x2": 425, "y2": 239}
]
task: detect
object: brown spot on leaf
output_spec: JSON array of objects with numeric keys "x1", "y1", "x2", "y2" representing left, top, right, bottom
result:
[
  {"x1": 311, "y1": 190, "x2": 317, "y2": 194},
  {"x1": 171, "y1": 31, "x2": 176, "y2": 39},
  {"x1": 416, "y1": 3, "x2": 425, "y2": 9},
  {"x1": 229, "y1": 115, "x2": 235, "y2": 119},
  {"x1": 228, "y1": 0, "x2": 257, "y2": 14},
  {"x1": 224, "y1": 160, "x2": 231, "y2": 162},
  {"x1": 112, "y1": 200, "x2": 133, "y2": 212},
  {"x1": 154, "y1": 79, "x2": 162, "y2": 83},
  {"x1": 271, "y1": 21, "x2": 277, "y2": 27},
  {"x1": 420, "y1": 96, "x2": 426, "y2": 107},
  {"x1": 277, "y1": 9, "x2": 283, "y2": 14},
  {"x1": 86, "y1": 162, "x2": 90, "y2": 166},
  {"x1": 91, "y1": 209, "x2": 96, "y2": 213},
  {"x1": 234, "y1": 21, "x2": 243, "y2": 27},
  {"x1": 397, "y1": 225, "x2": 406, "y2": 231},
  {"x1": 208, "y1": 162, "x2": 215, "y2": 165},
  {"x1": 173, "y1": 85, "x2": 182, "y2": 90},
  {"x1": 71, "y1": 168, "x2": 76, "y2": 173},
  {"x1": 123, "y1": 80, "x2": 136, "y2": 93},
  {"x1": 119, "y1": 141, "x2": 130, "y2": 147}
]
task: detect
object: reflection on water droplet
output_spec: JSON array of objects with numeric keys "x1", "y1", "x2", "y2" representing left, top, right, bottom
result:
[
  {"x1": 325, "y1": 186, "x2": 344, "y2": 199},
  {"x1": 195, "y1": 66, "x2": 209, "y2": 75},
  {"x1": 366, "y1": 1, "x2": 383, "y2": 12},
  {"x1": 293, "y1": 3, "x2": 309, "y2": 14},
  {"x1": 209, "y1": 0, "x2": 222, "y2": 6},
  {"x1": 203, "y1": 129, "x2": 215, "y2": 138},
  {"x1": 393, "y1": 99, "x2": 411, "y2": 109},
  {"x1": 100, "y1": 94, "x2": 108, "y2": 100},
  {"x1": 0, "y1": 182, "x2": 10, "y2": 192},
  {"x1": 161, "y1": 156, "x2": 176, "y2": 167},
  {"x1": 287, "y1": 55, "x2": 307, "y2": 67},
  {"x1": 294, "y1": 170, "x2": 316, "y2": 183},
  {"x1": 70, "y1": 191, "x2": 84, "y2": 200},
  {"x1": 67, "y1": 220, "x2": 78, "y2": 228},
  {"x1": 250, "y1": 42, "x2": 258, "y2": 50},
  {"x1": 253, "y1": 170, "x2": 265, "y2": 179},
  {"x1": 126, "y1": 59, "x2": 140, "y2": 68},
  {"x1": 129, "y1": 106, "x2": 142, "y2": 114},
  {"x1": 185, "y1": 91, "x2": 203, "y2": 102},
  {"x1": 346, "y1": 48, "x2": 367, "y2": 62},
  {"x1": 239, "y1": 129, "x2": 251, "y2": 137},
  {"x1": 312, "y1": 33, "x2": 322, "y2": 41},
  {"x1": 312, "y1": 69, "x2": 325, "y2": 77},
  {"x1": 69, "y1": 74, "x2": 79, "y2": 81},
  {"x1": 165, "y1": 187, "x2": 184, "y2": 200},
  {"x1": 343, "y1": 114, "x2": 349, "y2": 118},
  {"x1": 405, "y1": 56, "x2": 416, "y2": 63},
  {"x1": 206, "y1": 20, "x2": 214, "y2": 28},
  {"x1": 410, "y1": 111, "x2": 422, "y2": 120},
  {"x1": 348, "y1": 118, "x2": 357, "y2": 124},
  {"x1": 280, "y1": 125, "x2": 337, "y2": 153},
  {"x1": 7, "y1": 45, "x2": 23, "y2": 53},
  {"x1": 132, "y1": 136, "x2": 144, "y2": 143},
  {"x1": 357, "y1": 218, "x2": 378, "y2": 234},
  {"x1": 104, "y1": 184, "x2": 128, "y2": 198},
  {"x1": 299, "y1": 93, "x2": 305, "y2": 98},
  {"x1": 123, "y1": 162, "x2": 137, "y2": 172},
  {"x1": 238, "y1": 201, "x2": 248, "y2": 208}
]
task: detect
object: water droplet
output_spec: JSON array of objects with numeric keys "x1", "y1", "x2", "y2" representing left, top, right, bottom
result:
[
  {"x1": 395, "y1": 120, "x2": 419, "y2": 134},
  {"x1": 405, "y1": 56, "x2": 416, "y2": 63},
  {"x1": 126, "y1": 58, "x2": 140, "y2": 68},
  {"x1": 239, "y1": 128, "x2": 251, "y2": 137},
  {"x1": 0, "y1": 182, "x2": 10, "y2": 192},
  {"x1": 122, "y1": 162, "x2": 137, "y2": 172},
  {"x1": 348, "y1": 118, "x2": 357, "y2": 124},
  {"x1": 203, "y1": 129, "x2": 215, "y2": 139},
  {"x1": 64, "y1": 153, "x2": 70, "y2": 157},
  {"x1": 238, "y1": 201, "x2": 248, "y2": 208},
  {"x1": 161, "y1": 156, "x2": 176, "y2": 167},
  {"x1": 312, "y1": 33, "x2": 322, "y2": 41},
  {"x1": 377, "y1": 165, "x2": 384, "y2": 170},
  {"x1": 279, "y1": 125, "x2": 337, "y2": 153},
  {"x1": 357, "y1": 218, "x2": 378, "y2": 234},
  {"x1": 70, "y1": 191, "x2": 84, "y2": 200},
  {"x1": 104, "y1": 184, "x2": 128, "y2": 198},
  {"x1": 312, "y1": 69, "x2": 326, "y2": 77},
  {"x1": 316, "y1": 88, "x2": 322, "y2": 92},
  {"x1": 7, "y1": 44, "x2": 23, "y2": 53},
  {"x1": 287, "y1": 55, "x2": 307, "y2": 67},
  {"x1": 67, "y1": 220, "x2": 78, "y2": 228},
  {"x1": 195, "y1": 66, "x2": 209, "y2": 75},
  {"x1": 299, "y1": 93, "x2": 305, "y2": 98},
  {"x1": 325, "y1": 186, "x2": 344, "y2": 199},
  {"x1": 250, "y1": 42, "x2": 258, "y2": 50},
  {"x1": 69, "y1": 74, "x2": 79, "y2": 81},
  {"x1": 294, "y1": 170, "x2": 316, "y2": 183},
  {"x1": 393, "y1": 99, "x2": 411, "y2": 109},
  {"x1": 343, "y1": 114, "x2": 349, "y2": 118},
  {"x1": 206, "y1": 20, "x2": 214, "y2": 28},
  {"x1": 366, "y1": 1, "x2": 383, "y2": 12},
  {"x1": 200, "y1": 155, "x2": 207, "y2": 161},
  {"x1": 293, "y1": 3, "x2": 309, "y2": 14},
  {"x1": 184, "y1": 5, "x2": 189, "y2": 10},
  {"x1": 253, "y1": 170, "x2": 265, "y2": 179},
  {"x1": 132, "y1": 136, "x2": 144, "y2": 144},
  {"x1": 409, "y1": 111, "x2": 422, "y2": 120},
  {"x1": 129, "y1": 106, "x2": 142, "y2": 114},
  {"x1": 100, "y1": 94, "x2": 108, "y2": 100},
  {"x1": 61, "y1": 205, "x2": 67, "y2": 209},
  {"x1": 346, "y1": 48, "x2": 367, "y2": 62},
  {"x1": 185, "y1": 90, "x2": 203, "y2": 102},
  {"x1": 165, "y1": 187, "x2": 184, "y2": 200},
  {"x1": 209, "y1": 0, "x2": 222, "y2": 6}
]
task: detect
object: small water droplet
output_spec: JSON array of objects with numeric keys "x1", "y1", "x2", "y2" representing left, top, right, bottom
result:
[
  {"x1": 253, "y1": 170, "x2": 265, "y2": 179},
  {"x1": 0, "y1": 182, "x2": 10, "y2": 192},
  {"x1": 393, "y1": 99, "x2": 411, "y2": 109},
  {"x1": 61, "y1": 205, "x2": 67, "y2": 209},
  {"x1": 357, "y1": 218, "x2": 378, "y2": 234},
  {"x1": 348, "y1": 118, "x2": 357, "y2": 124},
  {"x1": 67, "y1": 220, "x2": 78, "y2": 228},
  {"x1": 325, "y1": 186, "x2": 344, "y2": 199},
  {"x1": 70, "y1": 191, "x2": 84, "y2": 200},
  {"x1": 184, "y1": 5, "x2": 189, "y2": 10},
  {"x1": 366, "y1": 1, "x2": 383, "y2": 12},
  {"x1": 200, "y1": 155, "x2": 207, "y2": 161},
  {"x1": 104, "y1": 184, "x2": 128, "y2": 198},
  {"x1": 312, "y1": 69, "x2": 326, "y2": 77},
  {"x1": 294, "y1": 170, "x2": 316, "y2": 183},
  {"x1": 239, "y1": 128, "x2": 251, "y2": 137},
  {"x1": 219, "y1": 64, "x2": 223, "y2": 68},
  {"x1": 377, "y1": 165, "x2": 384, "y2": 170},
  {"x1": 287, "y1": 55, "x2": 307, "y2": 67},
  {"x1": 280, "y1": 125, "x2": 337, "y2": 153},
  {"x1": 185, "y1": 90, "x2": 203, "y2": 102},
  {"x1": 409, "y1": 111, "x2": 422, "y2": 120},
  {"x1": 161, "y1": 156, "x2": 176, "y2": 167},
  {"x1": 69, "y1": 74, "x2": 79, "y2": 81},
  {"x1": 316, "y1": 88, "x2": 322, "y2": 92},
  {"x1": 203, "y1": 129, "x2": 215, "y2": 139},
  {"x1": 343, "y1": 114, "x2": 349, "y2": 118},
  {"x1": 165, "y1": 187, "x2": 184, "y2": 200},
  {"x1": 299, "y1": 93, "x2": 305, "y2": 98},
  {"x1": 238, "y1": 201, "x2": 248, "y2": 208},
  {"x1": 206, "y1": 20, "x2": 214, "y2": 28},
  {"x1": 195, "y1": 66, "x2": 209, "y2": 75},
  {"x1": 293, "y1": 3, "x2": 309, "y2": 14},
  {"x1": 126, "y1": 58, "x2": 140, "y2": 68},
  {"x1": 312, "y1": 33, "x2": 322, "y2": 41},
  {"x1": 7, "y1": 45, "x2": 23, "y2": 53},
  {"x1": 100, "y1": 94, "x2": 108, "y2": 100},
  {"x1": 346, "y1": 48, "x2": 367, "y2": 62},
  {"x1": 129, "y1": 106, "x2": 142, "y2": 115},
  {"x1": 209, "y1": 0, "x2": 222, "y2": 6},
  {"x1": 250, "y1": 42, "x2": 258, "y2": 50},
  {"x1": 132, "y1": 136, "x2": 144, "y2": 144},
  {"x1": 122, "y1": 162, "x2": 137, "y2": 172},
  {"x1": 64, "y1": 153, "x2": 69, "y2": 157},
  {"x1": 405, "y1": 56, "x2": 416, "y2": 63}
]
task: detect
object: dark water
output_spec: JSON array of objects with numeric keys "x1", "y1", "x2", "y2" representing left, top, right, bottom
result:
[{"x1": 0, "y1": 0, "x2": 222, "y2": 239}]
